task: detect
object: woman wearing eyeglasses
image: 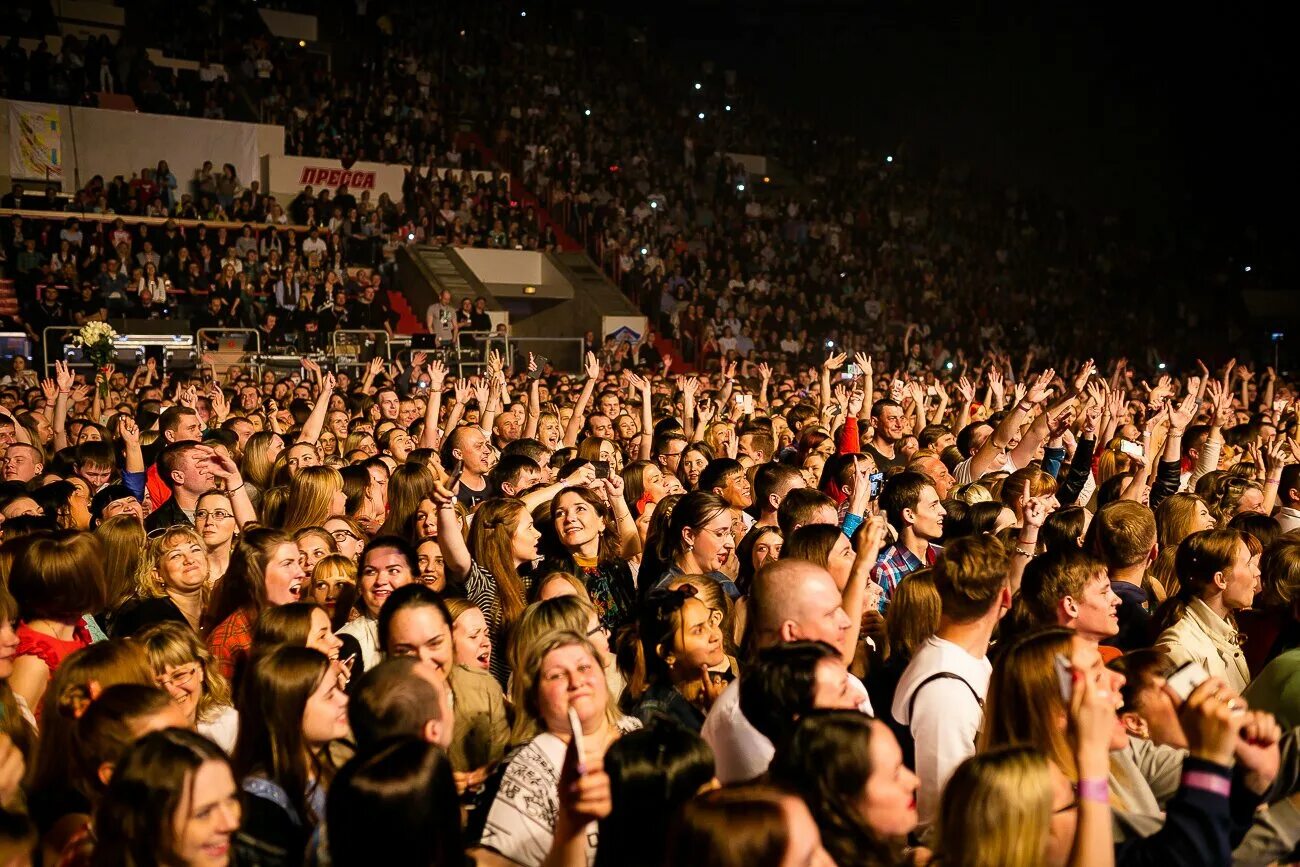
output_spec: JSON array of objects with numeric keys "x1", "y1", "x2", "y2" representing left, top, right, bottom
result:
[
  {"x1": 111, "y1": 526, "x2": 211, "y2": 638},
  {"x1": 138, "y1": 620, "x2": 239, "y2": 752},
  {"x1": 196, "y1": 490, "x2": 240, "y2": 582}
]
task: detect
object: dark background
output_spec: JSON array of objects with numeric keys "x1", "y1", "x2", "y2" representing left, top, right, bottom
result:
[{"x1": 629, "y1": 1, "x2": 1294, "y2": 333}]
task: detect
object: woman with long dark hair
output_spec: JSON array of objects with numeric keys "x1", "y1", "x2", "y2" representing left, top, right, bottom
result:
[
  {"x1": 90, "y1": 729, "x2": 241, "y2": 867},
  {"x1": 232, "y1": 647, "x2": 348, "y2": 865}
]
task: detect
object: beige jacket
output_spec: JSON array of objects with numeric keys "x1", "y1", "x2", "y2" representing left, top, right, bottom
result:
[{"x1": 1155, "y1": 597, "x2": 1251, "y2": 693}]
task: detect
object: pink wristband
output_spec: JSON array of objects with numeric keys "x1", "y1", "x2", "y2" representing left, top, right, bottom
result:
[
  {"x1": 1182, "y1": 770, "x2": 1231, "y2": 797},
  {"x1": 1076, "y1": 779, "x2": 1108, "y2": 804}
]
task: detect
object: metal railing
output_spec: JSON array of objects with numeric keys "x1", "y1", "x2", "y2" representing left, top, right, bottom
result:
[
  {"x1": 42, "y1": 327, "x2": 198, "y2": 377},
  {"x1": 331, "y1": 329, "x2": 393, "y2": 376}
]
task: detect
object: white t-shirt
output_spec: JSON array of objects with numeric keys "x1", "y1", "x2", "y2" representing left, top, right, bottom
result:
[{"x1": 702, "y1": 673, "x2": 871, "y2": 784}]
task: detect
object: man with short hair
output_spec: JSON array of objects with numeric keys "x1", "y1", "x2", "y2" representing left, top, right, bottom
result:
[
  {"x1": 737, "y1": 429, "x2": 775, "y2": 468},
  {"x1": 908, "y1": 450, "x2": 956, "y2": 500},
  {"x1": 1020, "y1": 546, "x2": 1122, "y2": 650},
  {"x1": 425, "y1": 289, "x2": 457, "y2": 347},
  {"x1": 1090, "y1": 500, "x2": 1158, "y2": 651},
  {"x1": 1278, "y1": 463, "x2": 1300, "y2": 534},
  {"x1": 350, "y1": 657, "x2": 454, "y2": 753},
  {"x1": 864, "y1": 399, "x2": 908, "y2": 471},
  {"x1": 698, "y1": 458, "x2": 753, "y2": 512},
  {"x1": 586, "y1": 413, "x2": 615, "y2": 441},
  {"x1": 703, "y1": 558, "x2": 875, "y2": 783},
  {"x1": 872, "y1": 470, "x2": 945, "y2": 606},
  {"x1": 1, "y1": 442, "x2": 43, "y2": 484},
  {"x1": 146, "y1": 443, "x2": 253, "y2": 531},
  {"x1": 753, "y1": 463, "x2": 805, "y2": 528},
  {"x1": 147, "y1": 406, "x2": 204, "y2": 507},
  {"x1": 892, "y1": 535, "x2": 1012, "y2": 829},
  {"x1": 652, "y1": 430, "x2": 688, "y2": 478},
  {"x1": 375, "y1": 387, "x2": 400, "y2": 423},
  {"x1": 776, "y1": 488, "x2": 837, "y2": 539}
]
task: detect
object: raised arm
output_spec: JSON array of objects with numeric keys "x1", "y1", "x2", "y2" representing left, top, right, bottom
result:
[
  {"x1": 953, "y1": 375, "x2": 976, "y2": 434},
  {"x1": 203, "y1": 448, "x2": 258, "y2": 528},
  {"x1": 627, "y1": 371, "x2": 653, "y2": 461},
  {"x1": 562, "y1": 352, "x2": 601, "y2": 447},
  {"x1": 842, "y1": 514, "x2": 888, "y2": 656},
  {"x1": 820, "y1": 352, "x2": 846, "y2": 413},
  {"x1": 420, "y1": 359, "x2": 449, "y2": 450},
  {"x1": 854, "y1": 353, "x2": 874, "y2": 421},
  {"x1": 432, "y1": 480, "x2": 473, "y2": 581},
  {"x1": 756, "y1": 362, "x2": 772, "y2": 411},
  {"x1": 52, "y1": 361, "x2": 75, "y2": 452},
  {"x1": 523, "y1": 356, "x2": 541, "y2": 441},
  {"x1": 297, "y1": 371, "x2": 335, "y2": 445}
]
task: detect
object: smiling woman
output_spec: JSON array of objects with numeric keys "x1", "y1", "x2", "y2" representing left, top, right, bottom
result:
[
  {"x1": 92, "y1": 729, "x2": 242, "y2": 867},
  {"x1": 110, "y1": 526, "x2": 212, "y2": 638}
]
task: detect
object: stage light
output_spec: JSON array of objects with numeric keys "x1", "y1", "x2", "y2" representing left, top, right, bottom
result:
[
  {"x1": 640, "y1": 247, "x2": 648, "y2": 255},
  {"x1": 946, "y1": 361, "x2": 955, "y2": 370},
  {"x1": 694, "y1": 82, "x2": 701, "y2": 90},
  {"x1": 650, "y1": 201, "x2": 658, "y2": 209},
  {"x1": 407, "y1": 232, "x2": 415, "y2": 241},
  {"x1": 523, "y1": 285, "x2": 537, "y2": 295},
  {"x1": 763, "y1": 176, "x2": 770, "y2": 183},
  {"x1": 725, "y1": 104, "x2": 731, "y2": 111},
  {"x1": 697, "y1": 112, "x2": 705, "y2": 120},
  {"x1": 1245, "y1": 265, "x2": 1252, "y2": 272},
  {"x1": 1158, "y1": 362, "x2": 1167, "y2": 370},
  {"x1": 584, "y1": 108, "x2": 591, "y2": 116},
  {"x1": 886, "y1": 155, "x2": 894, "y2": 163},
  {"x1": 298, "y1": 40, "x2": 306, "y2": 47},
  {"x1": 520, "y1": 9, "x2": 526, "y2": 16}
]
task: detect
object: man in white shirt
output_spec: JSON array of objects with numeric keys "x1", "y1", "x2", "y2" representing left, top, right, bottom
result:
[
  {"x1": 892, "y1": 535, "x2": 1012, "y2": 831},
  {"x1": 1277, "y1": 464, "x2": 1300, "y2": 533},
  {"x1": 703, "y1": 558, "x2": 874, "y2": 783}
]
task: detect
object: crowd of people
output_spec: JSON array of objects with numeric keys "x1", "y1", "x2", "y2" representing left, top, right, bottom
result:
[
  {"x1": 0, "y1": 2, "x2": 1290, "y2": 865},
  {"x1": 0, "y1": 343, "x2": 1290, "y2": 867}
]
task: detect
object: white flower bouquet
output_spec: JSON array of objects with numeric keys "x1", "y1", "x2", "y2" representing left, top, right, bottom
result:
[{"x1": 73, "y1": 321, "x2": 119, "y2": 399}]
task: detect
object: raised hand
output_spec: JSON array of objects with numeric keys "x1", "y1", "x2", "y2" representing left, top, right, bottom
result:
[
  {"x1": 853, "y1": 352, "x2": 873, "y2": 380},
  {"x1": 367, "y1": 356, "x2": 385, "y2": 377},
  {"x1": 1026, "y1": 368, "x2": 1056, "y2": 404},
  {"x1": 681, "y1": 376, "x2": 700, "y2": 401},
  {"x1": 756, "y1": 361, "x2": 772, "y2": 382},
  {"x1": 626, "y1": 371, "x2": 650, "y2": 393},
  {"x1": 1046, "y1": 405, "x2": 1076, "y2": 439},
  {"x1": 55, "y1": 360, "x2": 75, "y2": 393},
  {"x1": 833, "y1": 383, "x2": 850, "y2": 412},
  {"x1": 585, "y1": 351, "x2": 601, "y2": 381},
  {"x1": 1168, "y1": 393, "x2": 1197, "y2": 434},
  {"x1": 1012, "y1": 381, "x2": 1028, "y2": 407},
  {"x1": 40, "y1": 377, "x2": 57, "y2": 404},
  {"x1": 208, "y1": 383, "x2": 230, "y2": 422},
  {"x1": 428, "y1": 358, "x2": 448, "y2": 390},
  {"x1": 823, "y1": 351, "x2": 847, "y2": 372},
  {"x1": 117, "y1": 414, "x2": 140, "y2": 445},
  {"x1": 956, "y1": 376, "x2": 976, "y2": 404},
  {"x1": 988, "y1": 368, "x2": 1005, "y2": 403},
  {"x1": 848, "y1": 389, "x2": 865, "y2": 416},
  {"x1": 1072, "y1": 358, "x2": 1095, "y2": 393}
]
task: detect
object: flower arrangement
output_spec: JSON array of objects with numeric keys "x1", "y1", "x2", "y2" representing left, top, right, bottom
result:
[{"x1": 73, "y1": 321, "x2": 119, "y2": 400}]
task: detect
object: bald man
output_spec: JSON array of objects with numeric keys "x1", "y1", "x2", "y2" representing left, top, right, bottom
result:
[{"x1": 702, "y1": 559, "x2": 874, "y2": 784}]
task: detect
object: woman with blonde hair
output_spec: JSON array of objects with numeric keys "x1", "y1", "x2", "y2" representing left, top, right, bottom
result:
[
  {"x1": 294, "y1": 526, "x2": 337, "y2": 577},
  {"x1": 1150, "y1": 492, "x2": 1217, "y2": 597},
  {"x1": 309, "y1": 553, "x2": 358, "y2": 631},
  {"x1": 241, "y1": 431, "x2": 284, "y2": 501},
  {"x1": 94, "y1": 514, "x2": 146, "y2": 613},
  {"x1": 137, "y1": 620, "x2": 239, "y2": 751},
  {"x1": 976, "y1": 625, "x2": 1265, "y2": 865},
  {"x1": 282, "y1": 466, "x2": 346, "y2": 533},
  {"x1": 111, "y1": 525, "x2": 210, "y2": 637},
  {"x1": 1000, "y1": 467, "x2": 1060, "y2": 526},
  {"x1": 512, "y1": 594, "x2": 623, "y2": 700},
  {"x1": 485, "y1": 630, "x2": 639, "y2": 865}
]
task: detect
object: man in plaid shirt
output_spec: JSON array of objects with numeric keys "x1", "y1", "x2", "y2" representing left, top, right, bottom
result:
[{"x1": 871, "y1": 470, "x2": 946, "y2": 608}]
